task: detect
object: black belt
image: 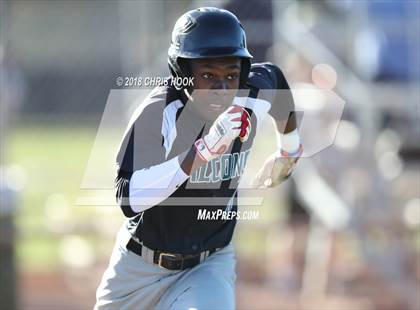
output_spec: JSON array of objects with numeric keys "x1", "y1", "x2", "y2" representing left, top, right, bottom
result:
[{"x1": 126, "y1": 237, "x2": 217, "y2": 271}]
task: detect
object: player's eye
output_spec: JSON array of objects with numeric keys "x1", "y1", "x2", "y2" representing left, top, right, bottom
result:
[
  {"x1": 201, "y1": 73, "x2": 213, "y2": 79},
  {"x1": 226, "y1": 73, "x2": 239, "y2": 81}
]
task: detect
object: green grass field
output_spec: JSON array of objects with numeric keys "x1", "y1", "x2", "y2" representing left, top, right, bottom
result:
[{"x1": 8, "y1": 124, "x2": 102, "y2": 270}]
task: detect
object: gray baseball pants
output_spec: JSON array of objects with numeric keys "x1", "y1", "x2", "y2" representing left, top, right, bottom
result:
[{"x1": 94, "y1": 224, "x2": 236, "y2": 310}]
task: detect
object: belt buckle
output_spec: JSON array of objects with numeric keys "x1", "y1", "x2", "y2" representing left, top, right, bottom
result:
[{"x1": 158, "y1": 252, "x2": 179, "y2": 269}]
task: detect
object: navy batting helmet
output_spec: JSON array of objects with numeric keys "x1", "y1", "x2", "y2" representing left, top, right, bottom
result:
[{"x1": 168, "y1": 7, "x2": 253, "y2": 89}]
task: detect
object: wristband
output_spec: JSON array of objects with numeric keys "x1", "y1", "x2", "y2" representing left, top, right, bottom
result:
[
  {"x1": 276, "y1": 128, "x2": 301, "y2": 154},
  {"x1": 279, "y1": 143, "x2": 304, "y2": 157}
]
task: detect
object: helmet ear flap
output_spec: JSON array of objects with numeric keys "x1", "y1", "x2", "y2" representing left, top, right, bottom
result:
[
  {"x1": 177, "y1": 58, "x2": 192, "y2": 78},
  {"x1": 239, "y1": 58, "x2": 251, "y2": 88},
  {"x1": 168, "y1": 57, "x2": 192, "y2": 90}
]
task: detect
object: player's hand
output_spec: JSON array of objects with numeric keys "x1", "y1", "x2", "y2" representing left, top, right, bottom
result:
[
  {"x1": 252, "y1": 144, "x2": 303, "y2": 188},
  {"x1": 194, "y1": 105, "x2": 251, "y2": 162}
]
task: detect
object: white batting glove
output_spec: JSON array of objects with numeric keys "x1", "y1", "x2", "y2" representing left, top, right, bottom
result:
[
  {"x1": 252, "y1": 144, "x2": 303, "y2": 188},
  {"x1": 195, "y1": 105, "x2": 251, "y2": 162}
]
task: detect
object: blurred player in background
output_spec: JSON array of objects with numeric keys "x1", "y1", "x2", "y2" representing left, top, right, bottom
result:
[{"x1": 95, "y1": 7, "x2": 302, "y2": 309}]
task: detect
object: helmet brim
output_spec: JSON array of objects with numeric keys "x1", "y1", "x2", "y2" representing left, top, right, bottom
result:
[{"x1": 174, "y1": 47, "x2": 253, "y2": 60}]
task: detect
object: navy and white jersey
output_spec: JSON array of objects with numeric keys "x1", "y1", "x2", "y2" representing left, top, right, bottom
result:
[{"x1": 116, "y1": 62, "x2": 294, "y2": 254}]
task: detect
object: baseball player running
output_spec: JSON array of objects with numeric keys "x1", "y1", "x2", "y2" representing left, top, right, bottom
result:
[{"x1": 95, "y1": 7, "x2": 303, "y2": 310}]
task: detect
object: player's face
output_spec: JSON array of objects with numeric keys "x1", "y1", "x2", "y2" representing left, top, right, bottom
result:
[{"x1": 189, "y1": 57, "x2": 241, "y2": 121}]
